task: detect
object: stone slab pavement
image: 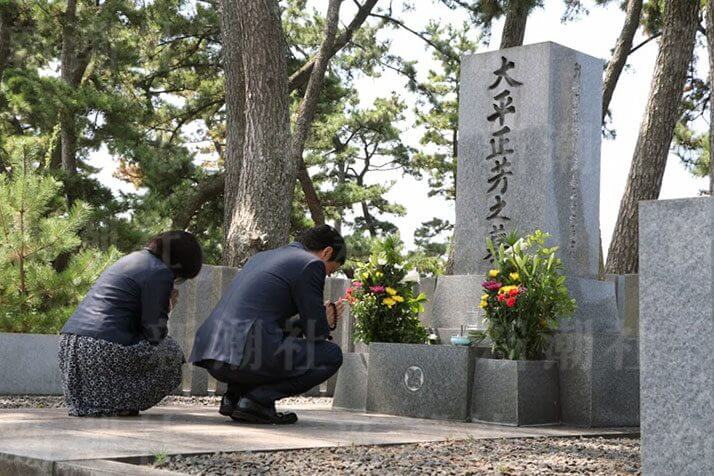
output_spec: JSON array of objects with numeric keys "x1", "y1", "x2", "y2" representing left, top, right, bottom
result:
[{"x1": 0, "y1": 401, "x2": 638, "y2": 475}]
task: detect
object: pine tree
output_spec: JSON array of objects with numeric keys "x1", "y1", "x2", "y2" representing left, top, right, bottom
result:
[{"x1": 0, "y1": 136, "x2": 119, "y2": 333}]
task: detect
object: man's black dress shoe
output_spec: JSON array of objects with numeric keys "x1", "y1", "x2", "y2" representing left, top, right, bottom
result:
[
  {"x1": 231, "y1": 397, "x2": 298, "y2": 425},
  {"x1": 219, "y1": 394, "x2": 239, "y2": 416}
]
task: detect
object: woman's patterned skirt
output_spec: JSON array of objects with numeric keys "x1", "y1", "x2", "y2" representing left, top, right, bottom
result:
[{"x1": 58, "y1": 334, "x2": 184, "y2": 416}]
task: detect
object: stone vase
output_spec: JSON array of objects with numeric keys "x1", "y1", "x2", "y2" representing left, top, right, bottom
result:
[
  {"x1": 471, "y1": 358, "x2": 560, "y2": 426},
  {"x1": 365, "y1": 343, "x2": 477, "y2": 421}
]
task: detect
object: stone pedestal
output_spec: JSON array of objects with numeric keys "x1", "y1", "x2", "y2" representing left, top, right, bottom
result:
[
  {"x1": 639, "y1": 197, "x2": 713, "y2": 475},
  {"x1": 366, "y1": 343, "x2": 477, "y2": 421},
  {"x1": 332, "y1": 353, "x2": 369, "y2": 411},
  {"x1": 454, "y1": 42, "x2": 603, "y2": 278},
  {"x1": 549, "y1": 332, "x2": 639, "y2": 427}
]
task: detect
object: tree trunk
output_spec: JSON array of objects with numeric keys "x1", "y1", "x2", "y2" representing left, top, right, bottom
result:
[
  {"x1": 60, "y1": 0, "x2": 79, "y2": 176},
  {"x1": 605, "y1": 1, "x2": 700, "y2": 274},
  {"x1": 0, "y1": 1, "x2": 18, "y2": 80},
  {"x1": 499, "y1": 0, "x2": 531, "y2": 49},
  {"x1": 223, "y1": 0, "x2": 293, "y2": 266},
  {"x1": 292, "y1": 0, "x2": 342, "y2": 227},
  {"x1": 360, "y1": 200, "x2": 377, "y2": 237},
  {"x1": 602, "y1": 0, "x2": 643, "y2": 121},
  {"x1": 219, "y1": 0, "x2": 246, "y2": 262},
  {"x1": 704, "y1": 0, "x2": 714, "y2": 197}
]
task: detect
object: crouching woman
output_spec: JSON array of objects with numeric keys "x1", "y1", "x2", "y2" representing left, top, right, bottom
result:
[{"x1": 58, "y1": 231, "x2": 202, "y2": 417}]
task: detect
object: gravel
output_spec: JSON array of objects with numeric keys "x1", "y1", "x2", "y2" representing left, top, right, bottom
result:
[
  {"x1": 156, "y1": 436, "x2": 641, "y2": 475},
  {"x1": 0, "y1": 395, "x2": 332, "y2": 410}
]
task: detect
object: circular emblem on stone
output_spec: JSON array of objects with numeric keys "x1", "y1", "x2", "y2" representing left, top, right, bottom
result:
[{"x1": 404, "y1": 366, "x2": 424, "y2": 392}]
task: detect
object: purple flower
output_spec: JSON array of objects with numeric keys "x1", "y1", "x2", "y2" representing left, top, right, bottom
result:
[
  {"x1": 482, "y1": 280, "x2": 502, "y2": 292},
  {"x1": 370, "y1": 285, "x2": 385, "y2": 293}
]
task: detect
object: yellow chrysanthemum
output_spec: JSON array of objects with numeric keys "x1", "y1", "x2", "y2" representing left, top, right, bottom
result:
[
  {"x1": 488, "y1": 269, "x2": 500, "y2": 278},
  {"x1": 361, "y1": 272, "x2": 369, "y2": 279},
  {"x1": 376, "y1": 271, "x2": 384, "y2": 277},
  {"x1": 386, "y1": 287, "x2": 397, "y2": 296},
  {"x1": 498, "y1": 285, "x2": 517, "y2": 294},
  {"x1": 382, "y1": 297, "x2": 396, "y2": 307},
  {"x1": 393, "y1": 295, "x2": 405, "y2": 303},
  {"x1": 479, "y1": 300, "x2": 488, "y2": 309},
  {"x1": 481, "y1": 293, "x2": 489, "y2": 301},
  {"x1": 509, "y1": 272, "x2": 520, "y2": 281}
]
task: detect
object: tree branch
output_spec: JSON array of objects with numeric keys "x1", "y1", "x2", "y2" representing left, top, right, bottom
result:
[
  {"x1": 629, "y1": 32, "x2": 661, "y2": 55},
  {"x1": 288, "y1": 0, "x2": 378, "y2": 92},
  {"x1": 603, "y1": 0, "x2": 643, "y2": 121},
  {"x1": 292, "y1": 0, "x2": 343, "y2": 226},
  {"x1": 172, "y1": 174, "x2": 225, "y2": 230}
]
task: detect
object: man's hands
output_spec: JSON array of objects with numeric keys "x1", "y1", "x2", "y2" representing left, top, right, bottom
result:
[
  {"x1": 169, "y1": 288, "x2": 179, "y2": 314},
  {"x1": 325, "y1": 300, "x2": 345, "y2": 330}
]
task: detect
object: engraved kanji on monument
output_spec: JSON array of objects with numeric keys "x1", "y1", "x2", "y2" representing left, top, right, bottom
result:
[{"x1": 453, "y1": 42, "x2": 603, "y2": 278}]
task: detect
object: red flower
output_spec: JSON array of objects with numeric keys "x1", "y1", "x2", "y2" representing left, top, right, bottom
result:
[
  {"x1": 497, "y1": 294, "x2": 506, "y2": 302},
  {"x1": 506, "y1": 297, "x2": 516, "y2": 307},
  {"x1": 509, "y1": 288, "x2": 519, "y2": 297}
]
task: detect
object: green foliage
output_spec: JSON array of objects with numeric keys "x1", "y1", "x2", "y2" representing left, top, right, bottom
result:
[
  {"x1": 344, "y1": 235, "x2": 428, "y2": 344},
  {"x1": 0, "y1": 137, "x2": 119, "y2": 334},
  {"x1": 471, "y1": 230, "x2": 576, "y2": 360},
  {"x1": 673, "y1": 122, "x2": 711, "y2": 185}
]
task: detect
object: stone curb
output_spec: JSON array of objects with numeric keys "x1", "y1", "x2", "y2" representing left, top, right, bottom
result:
[{"x1": 0, "y1": 452, "x2": 184, "y2": 476}]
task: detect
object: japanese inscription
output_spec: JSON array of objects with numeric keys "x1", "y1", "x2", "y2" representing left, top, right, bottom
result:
[{"x1": 484, "y1": 56, "x2": 522, "y2": 260}]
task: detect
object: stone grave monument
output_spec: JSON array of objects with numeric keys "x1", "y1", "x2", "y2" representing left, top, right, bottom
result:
[
  {"x1": 639, "y1": 197, "x2": 713, "y2": 474},
  {"x1": 366, "y1": 42, "x2": 639, "y2": 426}
]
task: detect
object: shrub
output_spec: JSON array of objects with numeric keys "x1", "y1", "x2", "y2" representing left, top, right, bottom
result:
[
  {"x1": 470, "y1": 230, "x2": 576, "y2": 360},
  {"x1": 342, "y1": 235, "x2": 428, "y2": 344},
  {"x1": 0, "y1": 137, "x2": 119, "y2": 333}
]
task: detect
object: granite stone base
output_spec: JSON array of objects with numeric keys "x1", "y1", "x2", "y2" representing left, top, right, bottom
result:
[
  {"x1": 366, "y1": 343, "x2": 477, "y2": 421},
  {"x1": 471, "y1": 359, "x2": 560, "y2": 426},
  {"x1": 332, "y1": 352, "x2": 370, "y2": 411},
  {"x1": 549, "y1": 332, "x2": 639, "y2": 427},
  {"x1": 0, "y1": 333, "x2": 63, "y2": 395}
]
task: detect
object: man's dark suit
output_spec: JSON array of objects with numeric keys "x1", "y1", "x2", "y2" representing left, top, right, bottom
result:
[{"x1": 189, "y1": 242, "x2": 342, "y2": 406}]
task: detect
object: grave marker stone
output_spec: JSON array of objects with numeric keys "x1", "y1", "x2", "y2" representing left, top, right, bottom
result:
[
  {"x1": 454, "y1": 42, "x2": 602, "y2": 278},
  {"x1": 640, "y1": 197, "x2": 713, "y2": 474}
]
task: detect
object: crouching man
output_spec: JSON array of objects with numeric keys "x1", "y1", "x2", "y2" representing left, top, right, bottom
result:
[{"x1": 189, "y1": 225, "x2": 346, "y2": 424}]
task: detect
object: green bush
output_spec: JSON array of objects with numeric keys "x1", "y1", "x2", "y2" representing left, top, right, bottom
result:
[
  {"x1": 471, "y1": 230, "x2": 576, "y2": 360},
  {"x1": 0, "y1": 137, "x2": 119, "y2": 334},
  {"x1": 343, "y1": 235, "x2": 428, "y2": 344}
]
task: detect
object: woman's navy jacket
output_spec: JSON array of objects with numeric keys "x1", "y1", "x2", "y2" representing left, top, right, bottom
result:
[{"x1": 61, "y1": 250, "x2": 174, "y2": 346}]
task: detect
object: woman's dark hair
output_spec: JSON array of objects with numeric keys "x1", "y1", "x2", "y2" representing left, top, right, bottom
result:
[
  {"x1": 296, "y1": 225, "x2": 347, "y2": 265},
  {"x1": 145, "y1": 231, "x2": 203, "y2": 279}
]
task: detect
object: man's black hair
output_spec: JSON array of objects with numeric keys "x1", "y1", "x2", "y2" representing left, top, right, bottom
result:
[
  {"x1": 296, "y1": 225, "x2": 347, "y2": 265},
  {"x1": 145, "y1": 231, "x2": 203, "y2": 279}
]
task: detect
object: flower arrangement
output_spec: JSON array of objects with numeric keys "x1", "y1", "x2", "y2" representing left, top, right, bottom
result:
[
  {"x1": 471, "y1": 230, "x2": 576, "y2": 360},
  {"x1": 342, "y1": 235, "x2": 428, "y2": 344}
]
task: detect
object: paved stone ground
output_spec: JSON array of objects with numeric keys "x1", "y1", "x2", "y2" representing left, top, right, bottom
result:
[
  {"x1": 0, "y1": 398, "x2": 638, "y2": 475},
  {"x1": 158, "y1": 436, "x2": 640, "y2": 475}
]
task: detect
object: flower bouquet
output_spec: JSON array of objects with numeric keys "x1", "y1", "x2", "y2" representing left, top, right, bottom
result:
[
  {"x1": 341, "y1": 235, "x2": 428, "y2": 344},
  {"x1": 471, "y1": 230, "x2": 576, "y2": 360}
]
